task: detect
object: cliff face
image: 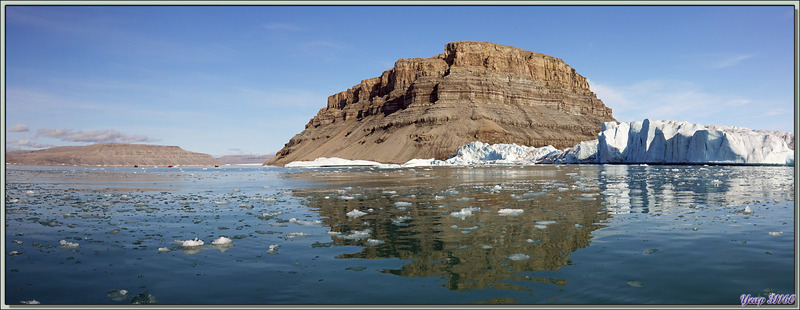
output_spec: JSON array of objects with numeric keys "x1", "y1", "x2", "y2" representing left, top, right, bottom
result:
[
  {"x1": 267, "y1": 41, "x2": 615, "y2": 166},
  {"x1": 6, "y1": 143, "x2": 222, "y2": 166}
]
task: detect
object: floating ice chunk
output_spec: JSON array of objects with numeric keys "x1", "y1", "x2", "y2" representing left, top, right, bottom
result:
[
  {"x1": 506, "y1": 254, "x2": 530, "y2": 261},
  {"x1": 285, "y1": 232, "x2": 310, "y2": 239},
  {"x1": 213, "y1": 200, "x2": 229, "y2": 205},
  {"x1": 536, "y1": 220, "x2": 557, "y2": 225},
  {"x1": 434, "y1": 195, "x2": 445, "y2": 200},
  {"x1": 157, "y1": 247, "x2": 170, "y2": 253},
  {"x1": 212, "y1": 236, "x2": 233, "y2": 245},
  {"x1": 20, "y1": 300, "x2": 40, "y2": 304},
  {"x1": 394, "y1": 201, "x2": 412, "y2": 207},
  {"x1": 382, "y1": 190, "x2": 397, "y2": 194},
  {"x1": 626, "y1": 280, "x2": 644, "y2": 287},
  {"x1": 366, "y1": 239, "x2": 385, "y2": 246},
  {"x1": 181, "y1": 238, "x2": 204, "y2": 247},
  {"x1": 59, "y1": 240, "x2": 79, "y2": 248},
  {"x1": 391, "y1": 216, "x2": 412, "y2": 225},
  {"x1": 334, "y1": 229, "x2": 372, "y2": 240},
  {"x1": 9, "y1": 250, "x2": 21, "y2": 256},
  {"x1": 262, "y1": 198, "x2": 277, "y2": 203},
  {"x1": 130, "y1": 291, "x2": 157, "y2": 304},
  {"x1": 346, "y1": 209, "x2": 367, "y2": 218},
  {"x1": 493, "y1": 185, "x2": 502, "y2": 190},
  {"x1": 107, "y1": 289, "x2": 128, "y2": 301},
  {"x1": 288, "y1": 218, "x2": 321, "y2": 225},
  {"x1": 574, "y1": 224, "x2": 584, "y2": 228},
  {"x1": 25, "y1": 190, "x2": 35, "y2": 196},
  {"x1": 481, "y1": 245, "x2": 493, "y2": 249},
  {"x1": 450, "y1": 207, "x2": 479, "y2": 219},
  {"x1": 642, "y1": 249, "x2": 660, "y2": 255},
  {"x1": 498, "y1": 209, "x2": 524, "y2": 216},
  {"x1": 744, "y1": 206, "x2": 753, "y2": 213},
  {"x1": 534, "y1": 225, "x2": 548, "y2": 230},
  {"x1": 7, "y1": 198, "x2": 19, "y2": 203},
  {"x1": 768, "y1": 231, "x2": 783, "y2": 236},
  {"x1": 267, "y1": 244, "x2": 279, "y2": 254},
  {"x1": 339, "y1": 195, "x2": 355, "y2": 200}
]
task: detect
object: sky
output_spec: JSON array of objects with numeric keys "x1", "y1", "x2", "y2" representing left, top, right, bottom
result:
[{"x1": 3, "y1": 4, "x2": 797, "y2": 157}]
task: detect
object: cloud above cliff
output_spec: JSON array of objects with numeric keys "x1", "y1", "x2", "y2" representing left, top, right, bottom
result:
[
  {"x1": 588, "y1": 78, "x2": 790, "y2": 131},
  {"x1": 35, "y1": 128, "x2": 159, "y2": 144},
  {"x1": 6, "y1": 139, "x2": 55, "y2": 149},
  {"x1": 9, "y1": 124, "x2": 30, "y2": 132}
]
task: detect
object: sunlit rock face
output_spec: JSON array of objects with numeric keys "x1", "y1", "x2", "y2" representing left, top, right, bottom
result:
[{"x1": 267, "y1": 41, "x2": 615, "y2": 166}]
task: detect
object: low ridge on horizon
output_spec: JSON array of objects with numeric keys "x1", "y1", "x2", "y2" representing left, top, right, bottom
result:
[
  {"x1": 6, "y1": 143, "x2": 222, "y2": 167},
  {"x1": 266, "y1": 41, "x2": 616, "y2": 166}
]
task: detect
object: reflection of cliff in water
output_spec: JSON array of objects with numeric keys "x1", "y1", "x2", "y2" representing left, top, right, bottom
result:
[{"x1": 289, "y1": 166, "x2": 610, "y2": 291}]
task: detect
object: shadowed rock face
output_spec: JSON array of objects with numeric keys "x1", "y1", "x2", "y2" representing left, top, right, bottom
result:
[
  {"x1": 267, "y1": 41, "x2": 616, "y2": 166},
  {"x1": 6, "y1": 143, "x2": 221, "y2": 166}
]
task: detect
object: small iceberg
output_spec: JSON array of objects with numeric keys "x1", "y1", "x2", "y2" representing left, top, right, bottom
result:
[
  {"x1": 506, "y1": 254, "x2": 530, "y2": 261},
  {"x1": 366, "y1": 238, "x2": 385, "y2": 246},
  {"x1": 267, "y1": 244, "x2": 279, "y2": 254},
  {"x1": 498, "y1": 208, "x2": 524, "y2": 216},
  {"x1": 107, "y1": 289, "x2": 128, "y2": 301},
  {"x1": 211, "y1": 236, "x2": 233, "y2": 245},
  {"x1": 450, "y1": 207, "x2": 479, "y2": 219},
  {"x1": 59, "y1": 240, "x2": 79, "y2": 249},
  {"x1": 346, "y1": 209, "x2": 367, "y2": 218},
  {"x1": 181, "y1": 238, "x2": 204, "y2": 247}
]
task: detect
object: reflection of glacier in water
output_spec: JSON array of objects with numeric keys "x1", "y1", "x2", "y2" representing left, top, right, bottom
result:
[
  {"x1": 599, "y1": 165, "x2": 795, "y2": 215},
  {"x1": 4, "y1": 165, "x2": 795, "y2": 305}
]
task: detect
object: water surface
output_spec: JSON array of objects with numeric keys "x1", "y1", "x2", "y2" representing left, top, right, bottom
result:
[{"x1": 4, "y1": 164, "x2": 795, "y2": 305}]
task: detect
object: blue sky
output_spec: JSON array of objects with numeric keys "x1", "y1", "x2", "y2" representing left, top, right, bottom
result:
[{"x1": 4, "y1": 4, "x2": 796, "y2": 157}]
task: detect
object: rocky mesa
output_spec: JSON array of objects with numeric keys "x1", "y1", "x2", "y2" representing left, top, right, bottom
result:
[
  {"x1": 6, "y1": 143, "x2": 222, "y2": 166},
  {"x1": 267, "y1": 41, "x2": 615, "y2": 166}
]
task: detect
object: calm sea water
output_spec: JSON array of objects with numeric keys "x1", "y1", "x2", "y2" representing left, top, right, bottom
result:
[{"x1": 3, "y1": 164, "x2": 795, "y2": 305}]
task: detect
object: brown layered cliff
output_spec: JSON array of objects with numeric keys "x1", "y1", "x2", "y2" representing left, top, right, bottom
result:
[
  {"x1": 6, "y1": 143, "x2": 221, "y2": 166},
  {"x1": 267, "y1": 41, "x2": 615, "y2": 166}
]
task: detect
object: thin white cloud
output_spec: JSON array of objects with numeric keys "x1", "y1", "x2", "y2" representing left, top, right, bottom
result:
[
  {"x1": 9, "y1": 124, "x2": 30, "y2": 132},
  {"x1": 588, "y1": 79, "x2": 757, "y2": 126},
  {"x1": 7, "y1": 139, "x2": 55, "y2": 149},
  {"x1": 35, "y1": 128, "x2": 158, "y2": 144},
  {"x1": 711, "y1": 54, "x2": 753, "y2": 69}
]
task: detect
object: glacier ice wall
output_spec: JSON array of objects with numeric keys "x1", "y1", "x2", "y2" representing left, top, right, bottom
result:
[
  {"x1": 435, "y1": 119, "x2": 794, "y2": 166},
  {"x1": 597, "y1": 119, "x2": 794, "y2": 165}
]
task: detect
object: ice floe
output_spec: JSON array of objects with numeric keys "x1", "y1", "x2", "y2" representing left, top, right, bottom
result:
[
  {"x1": 59, "y1": 240, "x2": 79, "y2": 248},
  {"x1": 346, "y1": 209, "x2": 367, "y2": 218},
  {"x1": 506, "y1": 254, "x2": 530, "y2": 261},
  {"x1": 181, "y1": 238, "x2": 204, "y2": 247},
  {"x1": 211, "y1": 236, "x2": 233, "y2": 245},
  {"x1": 498, "y1": 208, "x2": 524, "y2": 216},
  {"x1": 450, "y1": 207, "x2": 479, "y2": 219}
]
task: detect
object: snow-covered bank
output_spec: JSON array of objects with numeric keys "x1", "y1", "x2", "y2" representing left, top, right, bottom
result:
[{"x1": 284, "y1": 119, "x2": 794, "y2": 167}]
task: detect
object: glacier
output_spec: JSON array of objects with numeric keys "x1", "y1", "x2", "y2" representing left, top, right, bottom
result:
[{"x1": 283, "y1": 119, "x2": 794, "y2": 167}]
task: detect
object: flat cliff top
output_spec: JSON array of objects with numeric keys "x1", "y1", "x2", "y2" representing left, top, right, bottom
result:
[{"x1": 6, "y1": 143, "x2": 222, "y2": 166}]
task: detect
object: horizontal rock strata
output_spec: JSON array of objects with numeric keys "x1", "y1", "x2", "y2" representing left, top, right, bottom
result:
[{"x1": 267, "y1": 41, "x2": 616, "y2": 166}]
